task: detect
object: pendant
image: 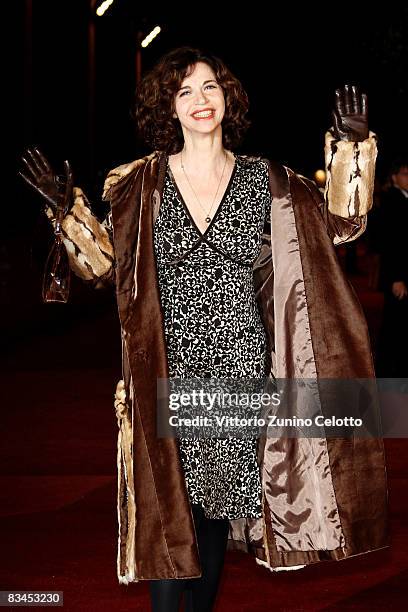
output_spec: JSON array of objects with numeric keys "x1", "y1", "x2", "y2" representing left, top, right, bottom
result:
[{"x1": 205, "y1": 216, "x2": 211, "y2": 223}]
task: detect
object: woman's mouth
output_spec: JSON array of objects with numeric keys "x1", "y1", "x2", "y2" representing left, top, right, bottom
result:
[{"x1": 191, "y1": 110, "x2": 215, "y2": 120}]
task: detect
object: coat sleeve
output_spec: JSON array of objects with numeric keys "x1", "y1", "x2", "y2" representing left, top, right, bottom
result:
[
  {"x1": 301, "y1": 131, "x2": 378, "y2": 246},
  {"x1": 43, "y1": 186, "x2": 115, "y2": 288}
]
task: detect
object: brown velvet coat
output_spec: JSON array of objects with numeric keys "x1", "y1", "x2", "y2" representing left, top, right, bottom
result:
[{"x1": 46, "y1": 131, "x2": 390, "y2": 584}]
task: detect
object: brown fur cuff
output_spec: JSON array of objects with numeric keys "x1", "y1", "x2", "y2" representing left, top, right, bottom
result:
[
  {"x1": 44, "y1": 187, "x2": 114, "y2": 281},
  {"x1": 324, "y1": 130, "x2": 378, "y2": 217}
]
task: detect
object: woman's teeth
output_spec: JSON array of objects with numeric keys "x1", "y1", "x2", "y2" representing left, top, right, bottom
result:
[{"x1": 193, "y1": 111, "x2": 214, "y2": 118}]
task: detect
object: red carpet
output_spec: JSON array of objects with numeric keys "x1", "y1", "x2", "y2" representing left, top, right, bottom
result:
[{"x1": 1, "y1": 243, "x2": 407, "y2": 610}]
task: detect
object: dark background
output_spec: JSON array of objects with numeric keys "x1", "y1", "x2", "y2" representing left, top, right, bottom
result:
[
  {"x1": 5, "y1": 1, "x2": 408, "y2": 337},
  {"x1": 14, "y1": 2, "x2": 408, "y2": 196},
  {"x1": 1, "y1": 8, "x2": 406, "y2": 605}
]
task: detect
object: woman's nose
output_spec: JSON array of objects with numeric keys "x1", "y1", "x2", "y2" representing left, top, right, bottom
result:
[{"x1": 195, "y1": 90, "x2": 208, "y2": 104}]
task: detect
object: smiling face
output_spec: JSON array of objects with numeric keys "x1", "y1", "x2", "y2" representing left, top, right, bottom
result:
[{"x1": 172, "y1": 61, "x2": 225, "y2": 137}]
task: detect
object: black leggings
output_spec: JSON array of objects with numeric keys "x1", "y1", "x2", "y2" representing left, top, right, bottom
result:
[{"x1": 149, "y1": 504, "x2": 230, "y2": 612}]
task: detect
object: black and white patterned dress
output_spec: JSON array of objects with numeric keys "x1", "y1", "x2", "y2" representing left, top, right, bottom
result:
[{"x1": 153, "y1": 153, "x2": 271, "y2": 519}]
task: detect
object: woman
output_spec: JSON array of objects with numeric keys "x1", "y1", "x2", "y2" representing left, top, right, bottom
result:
[{"x1": 20, "y1": 47, "x2": 389, "y2": 612}]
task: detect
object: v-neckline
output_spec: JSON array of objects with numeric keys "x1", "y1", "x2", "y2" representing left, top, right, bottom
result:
[{"x1": 166, "y1": 153, "x2": 238, "y2": 239}]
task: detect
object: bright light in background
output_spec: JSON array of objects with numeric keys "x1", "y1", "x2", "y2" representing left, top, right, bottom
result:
[
  {"x1": 96, "y1": 0, "x2": 115, "y2": 17},
  {"x1": 141, "y1": 26, "x2": 161, "y2": 48},
  {"x1": 314, "y1": 169, "x2": 326, "y2": 188}
]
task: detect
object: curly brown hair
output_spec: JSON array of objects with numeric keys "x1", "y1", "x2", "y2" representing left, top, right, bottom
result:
[{"x1": 133, "y1": 46, "x2": 251, "y2": 154}]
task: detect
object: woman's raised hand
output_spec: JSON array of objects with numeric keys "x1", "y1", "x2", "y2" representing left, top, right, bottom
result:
[
  {"x1": 19, "y1": 147, "x2": 73, "y2": 212},
  {"x1": 331, "y1": 84, "x2": 369, "y2": 142}
]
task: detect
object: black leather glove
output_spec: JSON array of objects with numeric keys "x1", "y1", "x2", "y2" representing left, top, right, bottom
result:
[
  {"x1": 18, "y1": 147, "x2": 73, "y2": 214},
  {"x1": 331, "y1": 84, "x2": 369, "y2": 142}
]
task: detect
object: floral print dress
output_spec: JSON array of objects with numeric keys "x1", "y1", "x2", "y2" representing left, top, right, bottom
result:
[{"x1": 153, "y1": 153, "x2": 271, "y2": 519}]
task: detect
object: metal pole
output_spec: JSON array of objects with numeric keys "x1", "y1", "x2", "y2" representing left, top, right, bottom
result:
[
  {"x1": 23, "y1": 0, "x2": 33, "y2": 139},
  {"x1": 136, "y1": 30, "x2": 142, "y2": 86},
  {"x1": 88, "y1": 0, "x2": 97, "y2": 180}
]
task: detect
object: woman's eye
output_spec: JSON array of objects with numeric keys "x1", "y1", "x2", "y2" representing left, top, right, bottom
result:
[{"x1": 180, "y1": 85, "x2": 216, "y2": 97}]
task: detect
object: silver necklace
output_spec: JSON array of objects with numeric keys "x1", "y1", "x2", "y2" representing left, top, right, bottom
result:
[{"x1": 180, "y1": 149, "x2": 228, "y2": 223}]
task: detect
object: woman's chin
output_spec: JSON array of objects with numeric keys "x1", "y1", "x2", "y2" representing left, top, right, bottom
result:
[{"x1": 186, "y1": 121, "x2": 222, "y2": 135}]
